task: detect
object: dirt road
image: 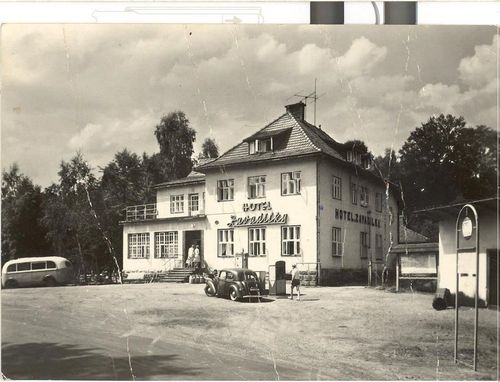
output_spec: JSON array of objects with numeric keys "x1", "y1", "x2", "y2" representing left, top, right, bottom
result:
[{"x1": 2, "y1": 283, "x2": 498, "y2": 380}]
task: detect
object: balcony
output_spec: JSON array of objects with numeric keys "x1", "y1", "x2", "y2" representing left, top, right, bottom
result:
[{"x1": 125, "y1": 203, "x2": 158, "y2": 222}]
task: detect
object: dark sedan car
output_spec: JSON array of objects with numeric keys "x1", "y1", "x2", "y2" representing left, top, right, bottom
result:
[{"x1": 205, "y1": 268, "x2": 262, "y2": 301}]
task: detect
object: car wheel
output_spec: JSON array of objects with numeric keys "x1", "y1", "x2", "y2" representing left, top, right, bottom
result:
[
  {"x1": 204, "y1": 284, "x2": 216, "y2": 297},
  {"x1": 4, "y1": 279, "x2": 18, "y2": 289},
  {"x1": 43, "y1": 277, "x2": 57, "y2": 287},
  {"x1": 229, "y1": 287, "x2": 239, "y2": 301}
]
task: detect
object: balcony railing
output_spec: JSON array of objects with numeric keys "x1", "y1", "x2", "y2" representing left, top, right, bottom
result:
[{"x1": 125, "y1": 203, "x2": 158, "y2": 222}]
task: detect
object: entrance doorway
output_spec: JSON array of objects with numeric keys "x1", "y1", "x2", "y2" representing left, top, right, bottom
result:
[
  {"x1": 184, "y1": 230, "x2": 203, "y2": 268},
  {"x1": 487, "y1": 249, "x2": 499, "y2": 308}
]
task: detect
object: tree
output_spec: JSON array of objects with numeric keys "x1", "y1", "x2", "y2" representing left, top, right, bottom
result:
[
  {"x1": 42, "y1": 153, "x2": 113, "y2": 280},
  {"x1": 101, "y1": 149, "x2": 148, "y2": 207},
  {"x1": 100, "y1": 149, "x2": 164, "y2": 271},
  {"x1": 372, "y1": 148, "x2": 401, "y2": 181},
  {"x1": 201, "y1": 138, "x2": 219, "y2": 159},
  {"x1": 398, "y1": 114, "x2": 498, "y2": 211},
  {"x1": 1, "y1": 164, "x2": 50, "y2": 263},
  {"x1": 154, "y1": 111, "x2": 196, "y2": 181},
  {"x1": 344, "y1": 140, "x2": 369, "y2": 155}
]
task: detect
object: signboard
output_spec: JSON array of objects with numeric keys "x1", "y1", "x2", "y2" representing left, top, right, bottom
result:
[
  {"x1": 243, "y1": 202, "x2": 272, "y2": 212},
  {"x1": 461, "y1": 216, "x2": 473, "y2": 239},
  {"x1": 400, "y1": 253, "x2": 437, "y2": 275},
  {"x1": 228, "y1": 212, "x2": 288, "y2": 227},
  {"x1": 334, "y1": 208, "x2": 381, "y2": 228}
]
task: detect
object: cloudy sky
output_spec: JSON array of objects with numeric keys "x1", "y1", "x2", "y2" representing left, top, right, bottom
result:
[{"x1": 1, "y1": 25, "x2": 497, "y2": 187}]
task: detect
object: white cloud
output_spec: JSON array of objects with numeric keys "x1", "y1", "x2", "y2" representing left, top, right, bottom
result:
[
  {"x1": 336, "y1": 37, "x2": 387, "y2": 77},
  {"x1": 1, "y1": 25, "x2": 496, "y2": 186},
  {"x1": 458, "y1": 34, "x2": 497, "y2": 88}
]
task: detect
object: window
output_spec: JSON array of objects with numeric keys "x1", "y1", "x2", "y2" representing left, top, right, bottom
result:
[
  {"x1": 128, "y1": 233, "x2": 150, "y2": 259},
  {"x1": 347, "y1": 151, "x2": 362, "y2": 164},
  {"x1": 170, "y1": 195, "x2": 184, "y2": 214},
  {"x1": 189, "y1": 193, "x2": 199, "y2": 213},
  {"x1": 360, "y1": 231, "x2": 369, "y2": 259},
  {"x1": 32, "y1": 262, "x2": 46, "y2": 270},
  {"x1": 347, "y1": 151, "x2": 353, "y2": 162},
  {"x1": 351, "y1": 183, "x2": 358, "y2": 205},
  {"x1": 375, "y1": 234, "x2": 383, "y2": 260},
  {"x1": 248, "y1": 176, "x2": 266, "y2": 199},
  {"x1": 17, "y1": 262, "x2": 30, "y2": 271},
  {"x1": 249, "y1": 138, "x2": 273, "y2": 154},
  {"x1": 217, "y1": 179, "x2": 234, "y2": 201},
  {"x1": 362, "y1": 157, "x2": 371, "y2": 170},
  {"x1": 155, "y1": 231, "x2": 179, "y2": 258},
  {"x1": 332, "y1": 227, "x2": 343, "y2": 257},
  {"x1": 360, "y1": 186, "x2": 369, "y2": 207},
  {"x1": 249, "y1": 227, "x2": 266, "y2": 256},
  {"x1": 332, "y1": 176, "x2": 342, "y2": 200},
  {"x1": 281, "y1": 172, "x2": 301, "y2": 195},
  {"x1": 375, "y1": 192, "x2": 383, "y2": 212},
  {"x1": 218, "y1": 229, "x2": 234, "y2": 257},
  {"x1": 6, "y1": 264, "x2": 16, "y2": 273},
  {"x1": 282, "y1": 226, "x2": 301, "y2": 256},
  {"x1": 47, "y1": 261, "x2": 56, "y2": 269}
]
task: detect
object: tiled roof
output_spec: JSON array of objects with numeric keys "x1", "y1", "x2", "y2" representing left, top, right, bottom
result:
[{"x1": 196, "y1": 110, "x2": 348, "y2": 171}]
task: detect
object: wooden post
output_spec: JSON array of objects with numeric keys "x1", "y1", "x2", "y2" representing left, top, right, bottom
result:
[{"x1": 396, "y1": 255, "x2": 400, "y2": 292}]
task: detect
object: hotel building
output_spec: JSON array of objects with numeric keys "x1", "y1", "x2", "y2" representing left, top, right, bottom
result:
[{"x1": 121, "y1": 102, "x2": 399, "y2": 283}]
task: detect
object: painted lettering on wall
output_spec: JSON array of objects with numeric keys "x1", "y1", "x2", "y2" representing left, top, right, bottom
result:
[
  {"x1": 334, "y1": 208, "x2": 381, "y2": 228},
  {"x1": 228, "y1": 212, "x2": 287, "y2": 227},
  {"x1": 243, "y1": 201, "x2": 272, "y2": 212}
]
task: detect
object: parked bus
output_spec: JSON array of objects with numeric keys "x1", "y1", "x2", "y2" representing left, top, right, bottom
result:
[{"x1": 2, "y1": 257, "x2": 75, "y2": 288}]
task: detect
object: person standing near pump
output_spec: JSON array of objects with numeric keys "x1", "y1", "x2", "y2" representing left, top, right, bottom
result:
[
  {"x1": 186, "y1": 244, "x2": 195, "y2": 268},
  {"x1": 289, "y1": 264, "x2": 301, "y2": 301}
]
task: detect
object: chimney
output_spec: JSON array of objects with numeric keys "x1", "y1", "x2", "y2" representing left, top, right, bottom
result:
[{"x1": 285, "y1": 101, "x2": 305, "y2": 121}]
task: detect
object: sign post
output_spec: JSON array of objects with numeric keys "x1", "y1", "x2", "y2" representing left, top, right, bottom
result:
[{"x1": 454, "y1": 204, "x2": 480, "y2": 371}]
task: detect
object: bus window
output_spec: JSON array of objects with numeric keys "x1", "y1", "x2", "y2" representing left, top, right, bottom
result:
[
  {"x1": 17, "y1": 263, "x2": 30, "y2": 271},
  {"x1": 64, "y1": 261, "x2": 72, "y2": 268},
  {"x1": 6, "y1": 264, "x2": 16, "y2": 273},
  {"x1": 32, "y1": 262, "x2": 46, "y2": 270},
  {"x1": 47, "y1": 261, "x2": 56, "y2": 269}
]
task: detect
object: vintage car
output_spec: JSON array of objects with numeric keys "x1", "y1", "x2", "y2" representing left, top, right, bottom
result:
[{"x1": 205, "y1": 268, "x2": 262, "y2": 301}]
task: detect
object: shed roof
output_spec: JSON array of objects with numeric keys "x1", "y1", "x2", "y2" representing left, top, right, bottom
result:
[{"x1": 413, "y1": 197, "x2": 499, "y2": 220}]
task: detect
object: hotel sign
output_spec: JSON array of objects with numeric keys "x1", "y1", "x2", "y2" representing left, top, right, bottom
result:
[
  {"x1": 243, "y1": 201, "x2": 272, "y2": 212},
  {"x1": 228, "y1": 212, "x2": 288, "y2": 227},
  {"x1": 335, "y1": 208, "x2": 381, "y2": 228}
]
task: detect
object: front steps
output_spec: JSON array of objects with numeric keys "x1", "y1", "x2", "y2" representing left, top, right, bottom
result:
[{"x1": 157, "y1": 267, "x2": 195, "y2": 283}]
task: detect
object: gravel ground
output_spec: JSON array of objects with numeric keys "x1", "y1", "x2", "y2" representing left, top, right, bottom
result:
[{"x1": 1, "y1": 283, "x2": 498, "y2": 380}]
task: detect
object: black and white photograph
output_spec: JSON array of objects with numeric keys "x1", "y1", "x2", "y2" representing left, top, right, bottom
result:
[{"x1": 1, "y1": 24, "x2": 498, "y2": 380}]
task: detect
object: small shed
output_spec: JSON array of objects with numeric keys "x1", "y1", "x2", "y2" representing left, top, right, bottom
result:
[{"x1": 415, "y1": 198, "x2": 499, "y2": 308}]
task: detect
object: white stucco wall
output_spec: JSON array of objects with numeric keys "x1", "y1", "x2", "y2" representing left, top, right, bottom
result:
[
  {"x1": 203, "y1": 157, "x2": 318, "y2": 273},
  {"x1": 122, "y1": 218, "x2": 207, "y2": 272},
  {"x1": 438, "y1": 208, "x2": 497, "y2": 305},
  {"x1": 317, "y1": 158, "x2": 398, "y2": 271},
  {"x1": 156, "y1": 183, "x2": 205, "y2": 219}
]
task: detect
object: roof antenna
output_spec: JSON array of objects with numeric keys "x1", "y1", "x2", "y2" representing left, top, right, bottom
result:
[{"x1": 293, "y1": 78, "x2": 324, "y2": 127}]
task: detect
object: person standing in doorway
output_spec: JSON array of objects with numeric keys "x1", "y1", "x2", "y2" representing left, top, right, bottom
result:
[
  {"x1": 193, "y1": 245, "x2": 201, "y2": 269},
  {"x1": 289, "y1": 264, "x2": 301, "y2": 301},
  {"x1": 186, "y1": 244, "x2": 195, "y2": 268}
]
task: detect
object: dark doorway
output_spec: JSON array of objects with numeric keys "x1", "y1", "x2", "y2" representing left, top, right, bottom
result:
[
  {"x1": 487, "y1": 249, "x2": 499, "y2": 308},
  {"x1": 184, "y1": 230, "x2": 203, "y2": 267}
]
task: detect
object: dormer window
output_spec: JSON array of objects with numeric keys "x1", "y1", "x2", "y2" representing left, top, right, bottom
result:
[
  {"x1": 347, "y1": 151, "x2": 362, "y2": 165},
  {"x1": 249, "y1": 138, "x2": 273, "y2": 154},
  {"x1": 361, "y1": 156, "x2": 371, "y2": 170}
]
